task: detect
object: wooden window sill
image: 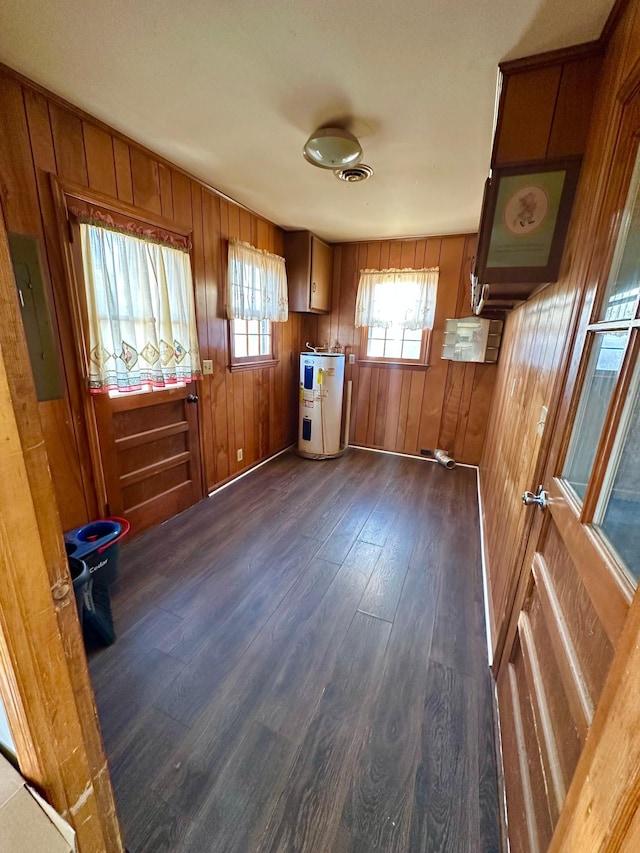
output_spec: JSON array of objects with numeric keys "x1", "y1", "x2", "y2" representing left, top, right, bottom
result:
[
  {"x1": 356, "y1": 360, "x2": 432, "y2": 371},
  {"x1": 229, "y1": 358, "x2": 279, "y2": 373}
]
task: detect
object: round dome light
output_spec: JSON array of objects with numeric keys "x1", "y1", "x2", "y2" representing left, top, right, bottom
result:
[{"x1": 303, "y1": 127, "x2": 363, "y2": 170}]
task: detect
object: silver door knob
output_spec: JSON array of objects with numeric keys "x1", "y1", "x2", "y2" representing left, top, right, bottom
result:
[
  {"x1": 522, "y1": 485, "x2": 548, "y2": 509},
  {"x1": 187, "y1": 394, "x2": 199, "y2": 403}
]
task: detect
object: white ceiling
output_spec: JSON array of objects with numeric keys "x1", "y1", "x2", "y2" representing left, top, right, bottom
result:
[{"x1": 0, "y1": 0, "x2": 615, "y2": 243}]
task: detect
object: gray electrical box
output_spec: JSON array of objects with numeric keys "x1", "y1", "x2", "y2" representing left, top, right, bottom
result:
[{"x1": 8, "y1": 233, "x2": 63, "y2": 401}]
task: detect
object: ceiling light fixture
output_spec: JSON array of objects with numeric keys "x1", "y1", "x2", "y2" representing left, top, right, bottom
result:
[{"x1": 303, "y1": 127, "x2": 363, "y2": 170}]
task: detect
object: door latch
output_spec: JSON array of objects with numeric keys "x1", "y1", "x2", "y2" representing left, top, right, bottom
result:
[{"x1": 522, "y1": 485, "x2": 549, "y2": 509}]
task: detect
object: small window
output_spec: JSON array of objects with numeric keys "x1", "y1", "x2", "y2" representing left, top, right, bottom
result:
[
  {"x1": 354, "y1": 267, "x2": 438, "y2": 364},
  {"x1": 231, "y1": 319, "x2": 273, "y2": 361},
  {"x1": 78, "y1": 221, "x2": 201, "y2": 395},
  {"x1": 227, "y1": 240, "x2": 287, "y2": 370},
  {"x1": 365, "y1": 325, "x2": 425, "y2": 361}
]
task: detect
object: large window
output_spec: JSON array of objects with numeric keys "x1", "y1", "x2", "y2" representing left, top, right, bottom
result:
[
  {"x1": 227, "y1": 240, "x2": 287, "y2": 368},
  {"x1": 354, "y1": 267, "x2": 438, "y2": 364},
  {"x1": 561, "y1": 148, "x2": 640, "y2": 583},
  {"x1": 79, "y1": 221, "x2": 201, "y2": 394}
]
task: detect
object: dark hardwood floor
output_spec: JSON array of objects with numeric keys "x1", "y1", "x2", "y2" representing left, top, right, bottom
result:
[{"x1": 89, "y1": 448, "x2": 501, "y2": 853}]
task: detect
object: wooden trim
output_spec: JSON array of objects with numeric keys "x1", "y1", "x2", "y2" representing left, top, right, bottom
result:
[
  {"x1": 120, "y1": 450, "x2": 192, "y2": 488},
  {"x1": 56, "y1": 177, "x2": 192, "y2": 237},
  {"x1": 126, "y1": 478, "x2": 193, "y2": 517},
  {"x1": 0, "y1": 201, "x2": 124, "y2": 850},
  {"x1": 532, "y1": 553, "x2": 593, "y2": 741},
  {"x1": 581, "y1": 329, "x2": 639, "y2": 521},
  {"x1": 115, "y1": 419, "x2": 189, "y2": 450},
  {"x1": 600, "y1": 0, "x2": 634, "y2": 49},
  {"x1": 92, "y1": 394, "x2": 125, "y2": 515},
  {"x1": 499, "y1": 41, "x2": 603, "y2": 76},
  {"x1": 355, "y1": 359, "x2": 431, "y2": 371},
  {"x1": 229, "y1": 357, "x2": 279, "y2": 373},
  {"x1": 51, "y1": 177, "x2": 109, "y2": 514},
  {"x1": 105, "y1": 384, "x2": 189, "y2": 412},
  {"x1": 326, "y1": 232, "x2": 477, "y2": 246}
]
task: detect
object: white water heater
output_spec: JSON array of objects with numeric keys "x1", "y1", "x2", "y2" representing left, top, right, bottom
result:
[{"x1": 298, "y1": 352, "x2": 345, "y2": 459}]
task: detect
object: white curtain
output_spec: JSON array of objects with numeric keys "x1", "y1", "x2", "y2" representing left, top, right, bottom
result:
[
  {"x1": 355, "y1": 267, "x2": 439, "y2": 330},
  {"x1": 227, "y1": 240, "x2": 288, "y2": 322},
  {"x1": 80, "y1": 223, "x2": 201, "y2": 393}
]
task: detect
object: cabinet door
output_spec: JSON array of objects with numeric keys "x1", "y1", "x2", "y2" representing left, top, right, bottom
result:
[{"x1": 310, "y1": 236, "x2": 332, "y2": 312}]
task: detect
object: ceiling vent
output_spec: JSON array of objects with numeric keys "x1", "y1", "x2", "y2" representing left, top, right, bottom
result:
[{"x1": 334, "y1": 164, "x2": 374, "y2": 183}]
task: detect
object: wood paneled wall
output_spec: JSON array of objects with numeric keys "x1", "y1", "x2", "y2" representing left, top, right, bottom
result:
[
  {"x1": 303, "y1": 235, "x2": 497, "y2": 465},
  {"x1": 0, "y1": 67, "x2": 303, "y2": 530}
]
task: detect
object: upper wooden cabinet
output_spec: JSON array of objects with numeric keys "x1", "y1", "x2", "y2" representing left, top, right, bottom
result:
[
  {"x1": 284, "y1": 230, "x2": 333, "y2": 313},
  {"x1": 473, "y1": 44, "x2": 604, "y2": 314}
]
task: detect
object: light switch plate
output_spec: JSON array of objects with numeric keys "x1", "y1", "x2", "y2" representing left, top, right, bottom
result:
[
  {"x1": 202, "y1": 359, "x2": 213, "y2": 375},
  {"x1": 537, "y1": 405, "x2": 548, "y2": 437},
  {"x1": 348, "y1": 353, "x2": 355, "y2": 365}
]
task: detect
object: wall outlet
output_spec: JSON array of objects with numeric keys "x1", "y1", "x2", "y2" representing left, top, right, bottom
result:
[
  {"x1": 202, "y1": 359, "x2": 213, "y2": 375},
  {"x1": 237, "y1": 448, "x2": 243, "y2": 462},
  {"x1": 420, "y1": 448, "x2": 434, "y2": 457},
  {"x1": 348, "y1": 353, "x2": 355, "y2": 365}
]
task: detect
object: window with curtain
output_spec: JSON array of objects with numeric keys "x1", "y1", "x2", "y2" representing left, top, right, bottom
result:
[
  {"x1": 227, "y1": 240, "x2": 288, "y2": 366},
  {"x1": 355, "y1": 267, "x2": 439, "y2": 363},
  {"x1": 79, "y1": 223, "x2": 201, "y2": 394}
]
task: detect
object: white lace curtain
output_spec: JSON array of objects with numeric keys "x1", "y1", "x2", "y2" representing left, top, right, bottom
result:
[
  {"x1": 227, "y1": 240, "x2": 288, "y2": 322},
  {"x1": 354, "y1": 267, "x2": 439, "y2": 330},
  {"x1": 80, "y1": 223, "x2": 201, "y2": 393}
]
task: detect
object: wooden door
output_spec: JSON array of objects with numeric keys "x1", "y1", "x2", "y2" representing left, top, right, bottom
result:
[
  {"x1": 94, "y1": 385, "x2": 203, "y2": 535},
  {"x1": 54, "y1": 181, "x2": 205, "y2": 538},
  {"x1": 497, "y1": 84, "x2": 640, "y2": 851}
]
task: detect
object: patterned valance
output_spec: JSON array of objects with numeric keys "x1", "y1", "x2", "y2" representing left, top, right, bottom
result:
[{"x1": 69, "y1": 204, "x2": 191, "y2": 252}]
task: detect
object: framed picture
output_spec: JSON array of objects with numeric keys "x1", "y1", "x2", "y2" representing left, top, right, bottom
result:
[{"x1": 475, "y1": 157, "x2": 582, "y2": 285}]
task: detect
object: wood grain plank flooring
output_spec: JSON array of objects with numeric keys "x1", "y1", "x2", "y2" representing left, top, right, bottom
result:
[{"x1": 89, "y1": 449, "x2": 501, "y2": 852}]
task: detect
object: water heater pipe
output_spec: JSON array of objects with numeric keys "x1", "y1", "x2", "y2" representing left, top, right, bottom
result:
[
  {"x1": 343, "y1": 380, "x2": 352, "y2": 448},
  {"x1": 434, "y1": 448, "x2": 455, "y2": 469}
]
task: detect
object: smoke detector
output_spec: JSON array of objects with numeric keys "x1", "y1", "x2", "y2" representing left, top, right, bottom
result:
[{"x1": 334, "y1": 164, "x2": 374, "y2": 183}]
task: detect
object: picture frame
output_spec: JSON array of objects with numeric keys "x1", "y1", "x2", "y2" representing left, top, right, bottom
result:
[{"x1": 475, "y1": 157, "x2": 582, "y2": 285}]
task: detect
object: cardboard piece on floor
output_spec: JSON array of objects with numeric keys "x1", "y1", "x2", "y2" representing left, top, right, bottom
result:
[{"x1": 0, "y1": 753, "x2": 77, "y2": 852}]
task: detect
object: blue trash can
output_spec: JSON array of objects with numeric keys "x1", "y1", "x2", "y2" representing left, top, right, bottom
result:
[{"x1": 64, "y1": 517, "x2": 130, "y2": 646}]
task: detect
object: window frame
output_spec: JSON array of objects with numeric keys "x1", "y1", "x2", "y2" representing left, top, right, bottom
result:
[
  {"x1": 357, "y1": 324, "x2": 432, "y2": 368},
  {"x1": 57, "y1": 179, "x2": 197, "y2": 398},
  {"x1": 555, "y1": 135, "x2": 640, "y2": 589},
  {"x1": 228, "y1": 317, "x2": 279, "y2": 372},
  {"x1": 354, "y1": 267, "x2": 437, "y2": 369}
]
